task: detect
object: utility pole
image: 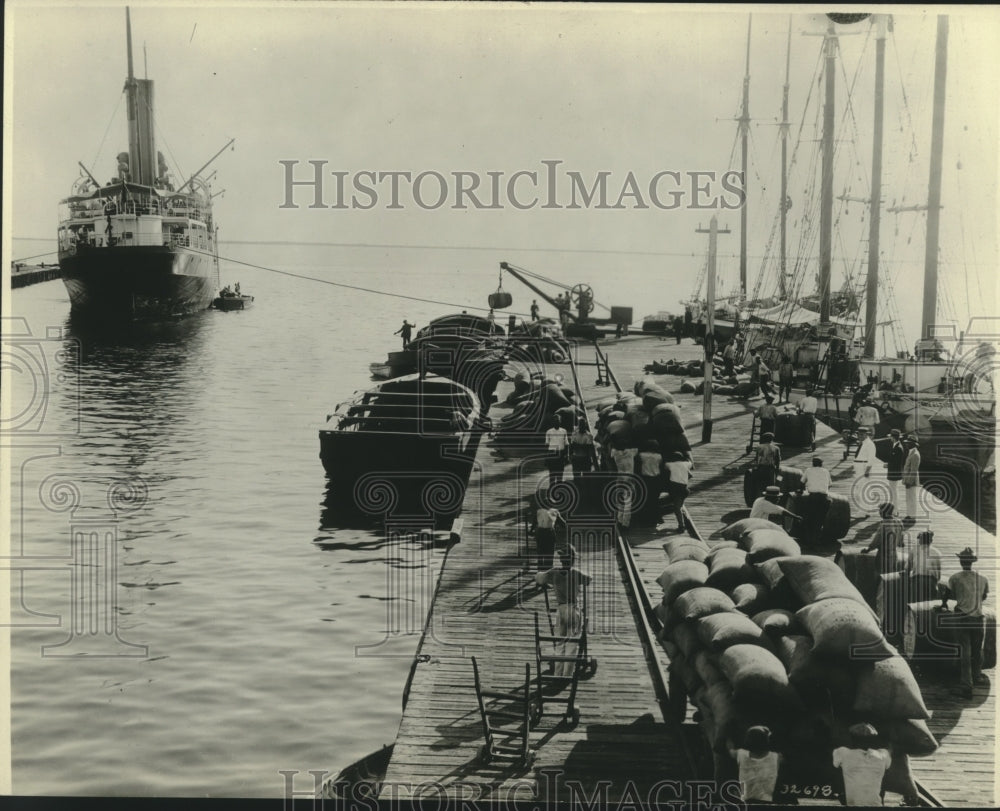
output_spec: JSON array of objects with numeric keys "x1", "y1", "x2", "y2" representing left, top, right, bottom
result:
[{"x1": 696, "y1": 216, "x2": 731, "y2": 442}]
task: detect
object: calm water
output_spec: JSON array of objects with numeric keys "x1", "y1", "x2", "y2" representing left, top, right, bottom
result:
[{"x1": 8, "y1": 242, "x2": 581, "y2": 797}]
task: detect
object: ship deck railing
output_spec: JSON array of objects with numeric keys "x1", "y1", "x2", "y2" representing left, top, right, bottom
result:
[
  {"x1": 62, "y1": 198, "x2": 208, "y2": 222},
  {"x1": 61, "y1": 232, "x2": 212, "y2": 252}
]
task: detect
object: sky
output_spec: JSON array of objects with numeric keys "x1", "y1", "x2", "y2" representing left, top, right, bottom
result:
[{"x1": 4, "y1": 2, "x2": 1000, "y2": 350}]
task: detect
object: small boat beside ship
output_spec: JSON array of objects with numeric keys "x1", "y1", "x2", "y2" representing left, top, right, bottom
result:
[
  {"x1": 319, "y1": 374, "x2": 483, "y2": 505},
  {"x1": 211, "y1": 286, "x2": 254, "y2": 311},
  {"x1": 57, "y1": 8, "x2": 232, "y2": 321}
]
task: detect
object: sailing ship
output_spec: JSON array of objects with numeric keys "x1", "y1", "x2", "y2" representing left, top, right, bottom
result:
[
  {"x1": 734, "y1": 14, "x2": 994, "y2": 527},
  {"x1": 57, "y1": 8, "x2": 231, "y2": 320}
]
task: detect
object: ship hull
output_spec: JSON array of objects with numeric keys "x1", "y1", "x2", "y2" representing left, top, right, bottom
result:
[{"x1": 59, "y1": 244, "x2": 218, "y2": 320}]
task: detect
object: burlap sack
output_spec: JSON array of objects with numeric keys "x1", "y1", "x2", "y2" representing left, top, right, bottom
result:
[
  {"x1": 720, "y1": 518, "x2": 779, "y2": 541},
  {"x1": 657, "y1": 560, "x2": 709, "y2": 605},
  {"x1": 751, "y1": 609, "x2": 800, "y2": 637},
  {"x1": 706, "y1": 548, "x2": 754, "y2": 592},
  {"x1": 777, "y1": 555, "x2": 869, "y2": 606},
  {"x1": 796, "y1": 598, "x2": 896, "y2": 661},
  {"x1": 697, "y1": 611, "x2": 771, "y2": 653},
  {"x1": 874, "y1": 719, "x2": 938, "y2": 756},
  {"x1": 673, "y1": 587, "x2": 737, "y2": 621},
  {"x1": 663, "y1": 537, "x2": 710, "y2": 565},
  {"x1": 719, "y1": 643, "x2": 803, "y2": 711},
  {"x1": 731, "y1": 582, "x2": 770, "y2": 615},
  {"x1": 743, "y1": 529, "x2": 802, "y2": 563},
  {"x1": 852, "y1": 655, "x2": 930, "y2": 720}
]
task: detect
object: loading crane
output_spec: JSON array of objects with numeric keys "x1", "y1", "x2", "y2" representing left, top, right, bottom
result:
[{"x1": 499, "y1": 262, "x2": 632, "y2": 340}]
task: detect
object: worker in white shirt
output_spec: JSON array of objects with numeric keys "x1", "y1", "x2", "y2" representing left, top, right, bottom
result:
[
  {"x1": 832, "y1": 723, "x2": 890, "y2": 806},
  {"x1": 852, "y1": 427, "x2": 879, "y2": 517},
  {"x1": 749, "y1": 486, "x2": 801, "y2": 525},
  {"x1": 906, "y1": 530, "x2": 942, "y2": 603},
  {"x1": 544, "y1": 416, "x2": 569, "y2": 487},
  {"x1": 797, "y1": 389, "x2": 819, "y2": 451},
  {"x1": 901, "y1": 435, "x2": 922, "y2": 521},
  {"x1": 531, "y1": 498, "x2": 564, "y2": 572},
  {"x1": 728, "y1": 726, "x2": 781, "y2": 804},
  {"x1": 800, "y1": 456, "x2": 832, "y2": 539},
  {"x1": 854, "y1": 400, "x2": 881, "y2": 433}
]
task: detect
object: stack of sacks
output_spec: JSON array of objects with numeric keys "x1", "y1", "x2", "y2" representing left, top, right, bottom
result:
[
  {"x1": 627, "y1": 379, "x2": 692, "y2": 456},
  {"x1": 495, "y1": 376, "x2": 577, "y2": 438},
  {"x1": 701, "y1": 535, "x2": 938, "y2": 791},
  {"x1": 655, "y1": 532, "x2": 810, "y2": 756},
  {"x1": 771, "y1": 555, "x2": 937, "y2": 791}
]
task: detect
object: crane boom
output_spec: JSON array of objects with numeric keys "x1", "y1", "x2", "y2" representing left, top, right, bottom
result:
[{"x1": 499, "y1": 262, "x2": 579, "y2": 322}]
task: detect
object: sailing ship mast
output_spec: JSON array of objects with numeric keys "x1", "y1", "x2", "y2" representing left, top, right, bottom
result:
[
  {"x1": 738, "y1": 15, "x2": 751, "y2": 302},
  {"x1": 818, "y1": 21, "x2": 836, "y2": 325},
  {"x1": 863, "y1": 15, "x2": 888, "y2": 358},
  {"x1": 921, "y1": 15, "x2": 948, "y2": 341},
  {"x1": 779, "y1": 17, "x2": 791, "y2": 300}
]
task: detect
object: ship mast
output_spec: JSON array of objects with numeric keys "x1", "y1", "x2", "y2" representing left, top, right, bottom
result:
[
  {"x1": 778, "y1": 17, "x2": 791, "y2": 300},
  {"x1": 124, "y1": 7, "x2": 157, "y2": 186},
  {"x1": 921, "y1": 15, "x2": 948, "y2": 340},
  {"x1": 738, "y1": 15, "x2": 751, "y2": 302},
  {"x1": 818, "y1": 21, "x2": 836, "y2": 325},
  {"x1": 863, "y1": 15, "x2": 888, "y2": 358}
]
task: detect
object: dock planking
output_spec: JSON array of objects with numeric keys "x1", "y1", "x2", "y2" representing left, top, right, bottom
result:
[
  {"x1": 601, "y1": 335, "x2": 997, "y2": 808},
  {"x1": 379, "y1": 344, "x2": 692, "y2": 803}
]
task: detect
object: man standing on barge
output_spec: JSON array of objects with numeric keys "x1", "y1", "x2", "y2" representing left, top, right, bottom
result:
[{"x1": 394, "y1": 320, "x2": 414, "y2": 349}]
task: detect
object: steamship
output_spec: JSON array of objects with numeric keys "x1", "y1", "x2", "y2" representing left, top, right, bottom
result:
[{"x1": 57, "y1": 8, "x2": 230, "y2": 320}]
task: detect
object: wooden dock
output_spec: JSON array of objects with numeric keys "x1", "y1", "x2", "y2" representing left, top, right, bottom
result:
[
  {"x1": 10, "y1": 262, "x2": 61, "y2": 288},
  {"x1": 377, "y1": 334, "x2": 995, "y2": 806},
  {"x1": 379, "y1": 346, "x2": 693, "y2": 803}
]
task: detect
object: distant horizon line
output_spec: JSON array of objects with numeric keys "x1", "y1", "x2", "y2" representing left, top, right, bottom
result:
[{"x1": 9, "y1": 236, "x2": 969, "y2": 265}]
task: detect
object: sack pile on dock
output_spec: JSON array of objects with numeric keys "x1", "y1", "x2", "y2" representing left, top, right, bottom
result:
[
  {"x1": 655, "y1": 523, "x2": 936, "y2": 793},
  {"x1": 644, "y1": 356, "x2": 759, "y2": 398},
  {"x1": 495, "y1": 372, "x2": 583, "y2": 439},
  {"x1": 593, "y1": 378, "x2": 691, "y2": 457}
]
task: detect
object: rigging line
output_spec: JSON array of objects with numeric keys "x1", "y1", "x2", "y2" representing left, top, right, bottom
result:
[
  {"x1": 837, "y1": 23, "x2": 872, "y2": 192},
  {"x1": 953, "y1": 149, "x2": 983, "y2": 312},
  {"x1": 224, "y1": 238, "x2": 706, "y2": 259},
  {"x1": 888, "y1": 24, "x2": 922, "y2": 172},
  {"x1": 504, "y1": 264, "x2": 573, "y2": 291},
  {"x1": 11, "y1": 251, "x2": 60, "y2": 264},
  {"x1": 148, "y1": 103, "x2": 187, "y2": 188},
  {"x1": 91, "y1": 91, "x2": 126, "y2": 173},
  {"x1": 194, "y1": 247, "x2": 500, "y2": 314}
]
